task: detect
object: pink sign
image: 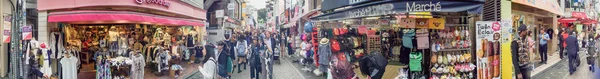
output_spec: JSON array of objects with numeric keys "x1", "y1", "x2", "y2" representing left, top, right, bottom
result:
[
  {"x1": 135, "y1": 0, "x2": 171, "y2": 8},
  {"x1": 492, "y1": 22, "x2": 500, "y2": 31}
]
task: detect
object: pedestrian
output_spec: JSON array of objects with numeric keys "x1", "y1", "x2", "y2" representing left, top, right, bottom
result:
[
  {"x1": 288, "y1": 35, "x2": 294, "y2": 58},
  {"x1": 236, "y1": 35, "x2": 248, "y2": 73},
  {"x1": 539, "y1": 29, "x2": 549, "y2": 64},
  {"x1": 249, "y1": 37, "x2": 264, "y2": 79},
  {"x1": 566, "y1": 32, "x2": 580, "y2": 75},
  {"x1": 215, "y1": 41, "x2": 230, "y2": 79},
  {"x1": 511, "y1": 23, "x2": 528, "y2": 79},
  {"x1": 559, "y1": 28, "x2": 565, "y2": 59}
]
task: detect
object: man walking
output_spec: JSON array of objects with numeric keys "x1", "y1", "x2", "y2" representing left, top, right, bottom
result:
[
  {"x1": 566, "y1": 32, "x2": 579, "y2": 75},
  {"x1": 539, "y1": 29, "x2": 550, "y2": 64}
]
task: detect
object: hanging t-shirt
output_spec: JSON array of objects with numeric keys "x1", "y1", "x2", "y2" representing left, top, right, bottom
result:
[
  {"x1": 60, "y1": 56, "x2": 79, "y2": 79},
  {"x1": 416, "y1": 29, "x2": 429, "y2": 49},
  {"x1": 402, "y1": 29, "x2": 416, "y2": 48},
  {"x1": 130, "y1": 54, "x2": 145, "y2": 79}
]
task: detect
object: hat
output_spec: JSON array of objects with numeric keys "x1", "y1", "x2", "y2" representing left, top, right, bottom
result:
[
  {"x1": 320, "y1": 38, "x2": 329, "y2": 44},
  {"x1": 40, "y1": 43, "x2": 47, "y2": 49},
  {"x1": 518, "y1": 24, "x2": 527, "y2": 33}
]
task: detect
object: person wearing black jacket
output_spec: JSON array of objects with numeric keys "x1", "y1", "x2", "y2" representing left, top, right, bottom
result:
[
  {"x1": 558, "y1": 28, "x2": 565, "y2": 59},
  {"x1": 249, "y1": 37, "x2": 264, "y2": 79},
  {"x1": 512, "y1": 24, "x2": 528, "y2": 79}
]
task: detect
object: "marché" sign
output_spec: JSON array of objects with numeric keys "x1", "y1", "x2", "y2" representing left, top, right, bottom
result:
[
  {"x1": 406, "y1": 1, "x2": 442, "y2": 12},
  {"x1": 135, "y1": 0, "x2": 171, "y2": 8}
]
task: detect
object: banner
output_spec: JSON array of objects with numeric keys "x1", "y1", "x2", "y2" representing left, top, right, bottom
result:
[
  {"x1": 311, "y1": 1, "x2": 484, "y2": 21},
  {"x1": 22, "y1": 25, "x2": 32, "y2": 40},
  {"x1": 428, "y1": 18, "x2": 445, "y2": 29},
  {"x1": 3, "y1": 21, "x2": 10, "y2": 43},
  {"x1": 476, "y1": 21, "x2": 502, "y2": 79},
  {"x1": 415, "y1": 18, "x2": 429, "y2": 28},
  {"x1": 399, "y1": 18, "x2": 416, "y2": 28}
]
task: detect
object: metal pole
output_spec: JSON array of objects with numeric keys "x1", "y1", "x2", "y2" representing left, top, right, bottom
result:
[{"x1": 9, "y1": 0, "x2": 23, "y2": 78}]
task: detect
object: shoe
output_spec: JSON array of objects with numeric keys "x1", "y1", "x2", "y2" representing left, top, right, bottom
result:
[{"x1": 238, "y1": 70, "x2": 242, "y2": 73}]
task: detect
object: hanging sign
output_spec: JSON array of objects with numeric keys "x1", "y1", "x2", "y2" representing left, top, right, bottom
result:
[
  {"x1": 428, "y1": 18, "x2": 445, "y2": 29},
  {"x1": 475, "y1": 21, "x2": 502, "y2": 79},
  {"x1": 311, "y1": 1, "x2": 484, "y2": 21},
  {"x1": 399, "y1": 18, "x2": 416, "y2": 28},
  {"x1": 22, "y1": 25, "x2": 32, "y2": 40},
  {"x1": 415, "y1": 18, "x2": 429, "y2": 28},
  {"x1": 3, "y1": 21, "x2": 10, "y2": 43},
  {"x1": 216, "y1": 10, "x2": 225, "y2": 18}
]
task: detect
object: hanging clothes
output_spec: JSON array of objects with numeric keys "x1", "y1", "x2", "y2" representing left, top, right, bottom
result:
[
  {"x1": 130, "y1": 53, "x2": 145, "y2": 79},
  {"x1": 402, "y1": 29, "x2": 416, "y2": 48},
  {"x1": 415, "y1": 29, "x2": 429, "y2": 49},
  {"x1": 317, "y1": 40, "x2": 332, "y2": 72},
  {"x1": 96, "y1": 59, "x2": 111, "y2": 79},
  {"x1": 60, "y1": 54, "x2": 79, "y2": 79},
  {"x1": 38, "y1": 46, "x2": 53, "y2": 77},
  {"x1": 50, "y1": 32, "x2": 65, "y2": 59}
]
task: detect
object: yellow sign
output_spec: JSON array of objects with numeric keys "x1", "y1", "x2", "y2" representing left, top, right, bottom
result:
[{"x1": 428, "y1": 18, "x2": 445, "y2": 29}]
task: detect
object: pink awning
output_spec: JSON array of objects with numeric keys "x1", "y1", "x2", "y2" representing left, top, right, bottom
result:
[{"x1": 48, "y1": 13, "x2": 204, "y2": 26}]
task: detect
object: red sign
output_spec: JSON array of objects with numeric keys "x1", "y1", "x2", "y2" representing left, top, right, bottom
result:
[
  {"x1": 135, "y1": 0, "x2": 171, "y2": 8},
  {"x1": 572, "y1": 12, "x2": 587, "y2": 19}
]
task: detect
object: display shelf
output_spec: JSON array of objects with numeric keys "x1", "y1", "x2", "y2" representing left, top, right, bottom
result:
[{"x1": 438, "y1": 48, "x2": 471, "y2": 52}]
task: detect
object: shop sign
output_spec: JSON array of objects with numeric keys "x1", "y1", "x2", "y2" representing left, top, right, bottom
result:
[
  {"x1": 22, "y1": 25, "x2": 32, "y2": 40},
  {"x1": 428, "y1": 18, "x2": 445, "y2": 29},
  {"x1": 3, "y1": 21, "x2": 10, "y2": 43},
  {"x1": 227, "y1": 3, "x2": 235, "y2": 10},
  {"x1": 312, "y1": 1, "x2": 483, "y2": 21},
  {"x1": 135, "y1": 0, "x2": 171, "y2": 8},
  {"x1": 415, "y1": 18, "x2": 429, "y2": 28},
  {"x1": 475, "y1": 21, "x2": 502, "y2": 79},
  {"x1": 399, "y1": 18, "x2": 416, "y2": 28},
  {"x1": 216, "y1": 10, "x2": 224, "y2": 18},
  {"x1": 406, "y1": 2, "x2": 442, "y2": 12}
]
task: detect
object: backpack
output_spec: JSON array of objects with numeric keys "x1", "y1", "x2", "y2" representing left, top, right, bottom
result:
[
  {"x1": 236, "y1": 41, "x2": 247, "y2": 56},
  {"x1": 305, "y1": 22, "x2": 314, "y2": 32}
]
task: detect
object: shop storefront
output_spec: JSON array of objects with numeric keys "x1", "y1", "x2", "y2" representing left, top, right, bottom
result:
[
  {"x1": 310, "y1": 0, "x2": 483, "y2": 79},
  {"x1": 37, "y1": 0, "x2": 206, "y2": 78},
  {"x1": 509, "y1": 0, "x2": 563, "y2": 77}
]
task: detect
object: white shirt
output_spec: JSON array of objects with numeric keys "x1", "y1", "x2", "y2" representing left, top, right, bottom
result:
[
  {"x1": 41, "y1": 48, "x2": 52, "y2": 77},
  {"x1": 60, "y1": 56, "x2": 79, "y2": 79}
]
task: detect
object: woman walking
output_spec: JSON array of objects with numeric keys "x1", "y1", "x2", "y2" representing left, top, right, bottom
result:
[{"x1": 249, "y1": 37, "x2": 264, "y2": 79}]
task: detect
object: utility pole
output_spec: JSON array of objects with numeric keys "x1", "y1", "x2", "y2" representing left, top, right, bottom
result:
[{"x1": 9, "y1": 0, "x2": 24, "y2": 78}]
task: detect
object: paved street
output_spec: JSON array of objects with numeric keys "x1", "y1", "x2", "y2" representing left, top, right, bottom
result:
[
  {"x1": 230, "y1": 57, "x2": 307, "y2": 79},
  {"x1": 532, "y1": 50, "x2": 600, "y2": 79}
]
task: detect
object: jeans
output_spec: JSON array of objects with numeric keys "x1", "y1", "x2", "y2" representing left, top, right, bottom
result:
[
  {"x1": 560, "y1": 46, "x2": 565, "y2": 59},
  {"x1": 539, "y1": 44, "x2": 548, "y2": 63},
  {"x1": 250, "y1": 65, "x2": 260, "y2": 79}
]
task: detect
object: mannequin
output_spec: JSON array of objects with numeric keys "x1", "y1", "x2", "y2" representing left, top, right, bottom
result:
[
  {"x1": 39, "y1": 43, "x2": 52, "y2": 78},
  {"x1": 60, "y1": 51, "x2": 79, "y2": 79}
]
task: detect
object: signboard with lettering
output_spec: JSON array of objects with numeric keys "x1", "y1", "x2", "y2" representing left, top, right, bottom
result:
[
  {"x1": 311, "y1": 1, "x2": 483, "y2": 21},
  {"x1": 475, "y1": 21, "x2": 503, "y2": 79},
  {"x1": 135, "y1": 0, "x2": 171, "y2": 8},
  {"x1": 216, "y1": 10, "x2": 224, "y2": 18},
  {"x1": 3, "y1": 21, "x2": 10, "y2": 43},
  {"x1": 22, "y1": 25, "x2": 32, "y2": 40}
]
